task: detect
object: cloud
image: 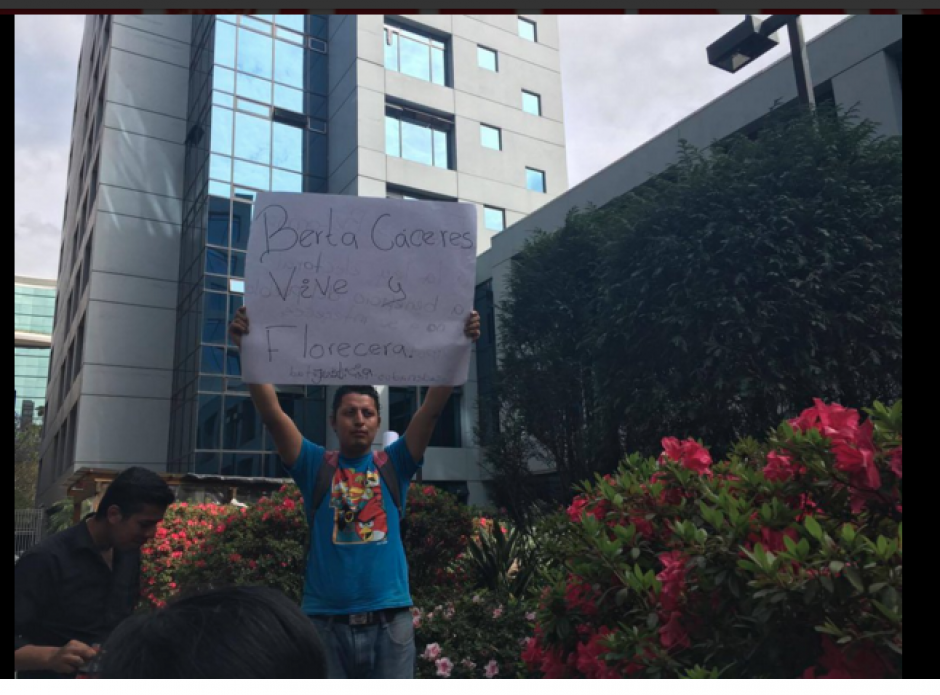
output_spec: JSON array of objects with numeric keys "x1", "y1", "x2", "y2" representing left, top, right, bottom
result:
[
  {"x1": 559, "y1": 15, "x2": 848, "y2": 186},
  {"x1": 15, "y1": 15, "x2": 84, "y2": 280}
]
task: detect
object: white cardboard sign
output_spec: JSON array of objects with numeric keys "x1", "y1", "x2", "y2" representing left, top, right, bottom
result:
[{"x1": 241, "y1": 192, "x2": 477, "y2": 386}]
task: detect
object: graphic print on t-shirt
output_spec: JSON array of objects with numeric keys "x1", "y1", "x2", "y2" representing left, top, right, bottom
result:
[{"x1": 330, "y1": 467, "x2": 388, "y2": 545}]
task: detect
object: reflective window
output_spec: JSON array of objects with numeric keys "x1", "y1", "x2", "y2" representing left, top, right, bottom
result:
[
  {"x1": 235, "y1": 72, "x2": 272, "y2": 103},
  {"x1": 274, "y1": 39, "x2": 304, "y2": 88},
  {"x1": 526, "y1": 167, "x2": 546, "y2": 193},
  {"x1": 386, "y1": 110, "x2": 451, "y2": 169},
  {"x1": 197, "y1": 394, "x2": 221, "y2": 448},
  {"x1": 203, "y1": 292, "x2": 227, "y2": 344},
  {"x1": 234, "y1": 112, "x2": 271, "y2": 164},
  {"x1": 210, "y1": 154, "x2": 231, "y2": 182},
  {"x1": 522, "y1": 90, "x2": 541, "y2": 116},
  {"x1": 275, "y1": 14, "x2": 305, "y2": 33},
  {"x1": 385, "y1": 116, "x2": 400, "y2": 158},
  {"x1": 207, "y1": 196, "x2": 229, "y2": 246},
  {"x1": 206, "y1": 247, "x2": 228, "y2": 275},
  {"x1": 384, "y1": 24, "x2": 447, "y2": 86},
  {"x1": 484, "y1": 206, "x2": 505, "y2": 232},
  {"x1": 210, "y1": 106, "x2": 233, "y2": 156},
  {"x1": 272, "y1": 168, "x2": 302, "y2": 193},
  {"x1": 213, "y1": 65, "x2": 235, "y2": 94},
  {"x1": 215, "y1": 20, "x2": 236, "y2": 68},
  {"x1": 231, "y1": 200, "x2": 253, "y2": 250},
  {"x1": 233, "y1": 159, "x2": 270, "y2": 189},
  {"x1": 480, "y1": 124, "x2": 501, "y2": 150},
  {"x1": 223, "y1": 395, "x2": 262, "y2": 450},
  {"x1": 273, "y1": 83, "x2": 304, "y2": 112},
  {"x1": 478, "y1": 46, "x2": 497, "y2": 72},
  {"x1": 518, "y1": 18, "x2": 537, "y2": 42},
  {"x1": 237, "y1": 28, "x2": 273, "y2": 79},
  {"x1": 272, "y1": 121, "x2": 302, "y2": 171}
]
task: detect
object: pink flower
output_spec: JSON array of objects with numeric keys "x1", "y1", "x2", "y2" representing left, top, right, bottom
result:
[
  {"x1": 566, "y1": 496, "x2": 590, "y2": 522},
  {"x1": 492, "y1": 607, "x2": 503, "y2": 619},
  {"x1": 658, "y1": 611, "x2": 690, "y2": 650},
  {"x1": 282, "y1": 499, "x2": 296, "y2": 510},
  {"x1": 763, "y1": 451, "x2": 805, "y2": 482},
  {"x1": 526, "y1": 612, "x2": 537, "y2": 621},
  {"x1": 435, "y1": 657, "x2": 453, "y2": 677},
  {"x1": 422, "y1": 643, "x2": 442, "y2": 661},
  {"x1": 484, "y1": 660, "x2": 499, "y2": 678},
  {"x1": 461, "y1": 658, "x2": 476, "y2": 670},
  {"x1": 790, "y1": 399, "x2": 860, "y2": 444},
  {"x1": 659, "y1": 437, "x2": 712, "y2": 474},
  {"x1": 890, "y1": 445, "x2": 902, "y2": 479},
  {"x1": 472, "y1": 594, "x2": 482, "y2": 604},
  {"x1": 660, "y1": 437, "x2": 684, "y2": 463}
]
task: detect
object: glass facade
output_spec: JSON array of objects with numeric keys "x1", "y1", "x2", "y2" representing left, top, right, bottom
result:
[
  {"x1": 168, "y1": 15, "x2": 330, "y2": 475},
  {"x1": 15, "y1": 282, "x2": 55, "y2": 424}
]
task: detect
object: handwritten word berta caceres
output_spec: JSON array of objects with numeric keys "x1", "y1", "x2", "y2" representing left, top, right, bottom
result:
[{"x1": 256, "y1": 205, "x2": 474, "y2": 263}]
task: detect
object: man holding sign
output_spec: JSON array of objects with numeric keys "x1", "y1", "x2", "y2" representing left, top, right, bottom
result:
[
  {"x1": 229, "y1": 192, "x2": 481, "y2": 679},
  {"x1": 229, "y1": 307, "x2": 479, "y2": 679}
]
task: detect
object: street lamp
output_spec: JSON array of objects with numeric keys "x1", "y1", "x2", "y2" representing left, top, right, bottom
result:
[{"x1": 707, "y1": 14, "x2": 816, "y2": 108}]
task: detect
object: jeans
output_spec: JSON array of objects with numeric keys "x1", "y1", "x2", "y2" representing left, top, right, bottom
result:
[{"x1": 310, "y1": 609, "x2": 415, "y2": 679}]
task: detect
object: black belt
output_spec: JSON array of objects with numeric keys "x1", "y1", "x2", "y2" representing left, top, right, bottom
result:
[{"x1": 312, "y1": 607, "x2": 409, "y2": 626}]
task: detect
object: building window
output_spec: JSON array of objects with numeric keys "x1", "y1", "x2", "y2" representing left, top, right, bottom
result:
[
  {"x1": 389, "y1": 387, "x2": 418, "y2": 438},
  {"x1": 522, "y1": 90, "x2": 541, "y2": 116},
  {"x1": 518, "y1": 18, "x2": 537, "y2": 42},
  {"x1": 484, "y1": 206, "x2": 505, "y2": 232},
  {"x1": 477, "y1": 46, "x2": 498, "y2": 72},
  {"x1": 422, "y1": 387, "x2": 462, "y2": 448},
  {"x1": 480, "y1": 124, "x2": 501, "y2": 151},
  {"x1": 526, "y1": 167, "x2": 546, "y2": 193},
  {"x1": 385, "y1": 105, "x2": 452, "y2": 169},
  {"x1": 384, "y1": 22, "x2": 447, "y2": 86},
  {"x1": 386, "y1": 187, "x2": 456, "y2": 202}
]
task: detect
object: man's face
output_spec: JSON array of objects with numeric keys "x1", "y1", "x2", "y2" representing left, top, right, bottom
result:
[
  {"x1": 108, "y1": 503, "x2": 168, "y2": 551},
  {"x1": 331, "y1": 393, "x2": 381, "y2": 456}
]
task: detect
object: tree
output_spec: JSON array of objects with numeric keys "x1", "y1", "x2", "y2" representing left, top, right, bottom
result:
[
  {"x1": 15, "y1": 415, "x2": 42, "y2": 509},
  {"x1": 493, "y1": 104, "x2": 902, "y2": 481}
]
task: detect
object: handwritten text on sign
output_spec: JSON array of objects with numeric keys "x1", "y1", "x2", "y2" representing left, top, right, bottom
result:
[{"x1": 241, "y1": 192, "x2": 477, "y2": 386}]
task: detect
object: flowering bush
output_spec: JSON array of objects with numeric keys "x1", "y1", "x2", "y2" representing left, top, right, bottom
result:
[
  {"x1": 414, "y1": 589, "x2": 537, "y2": 679},
  {"x1": 141, "y1": 486, "x2": 308, "y2": 606},
  {"x1": 139, "y1": 502, "x2": 222, "y2": 608},
  {"x1": 523, "y1": 400, "x2": 903, "y2": 678},
  {"x1": 143, "y1": 483, "x2": 474, "y2": 608},
  {"x1": 404, "y1": 484, "x2": 474, "y2": 595}
]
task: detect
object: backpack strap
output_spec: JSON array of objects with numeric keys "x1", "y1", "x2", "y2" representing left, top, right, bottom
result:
[
  {"x1": 310, "y1": 450, "x2": 404, "y2": 520},
  {"x1": 310, "y1": 451, "x2": 340, "y2": 519}
]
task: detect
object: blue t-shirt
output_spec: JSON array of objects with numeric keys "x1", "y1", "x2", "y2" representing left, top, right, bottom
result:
[{"x1": 288, "y1": 436, "x2": 422, "y2": 615}]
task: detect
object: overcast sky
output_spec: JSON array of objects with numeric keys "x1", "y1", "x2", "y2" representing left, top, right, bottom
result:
[{"x1": 15, "y1": 14, "x2": 847, "y2": 281}]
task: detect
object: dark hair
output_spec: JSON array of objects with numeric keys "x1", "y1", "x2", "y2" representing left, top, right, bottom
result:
[
  {"x1": 100, "y1": 585, "x2": 327, "y2": 679},
  {"x1": 331, "y1": 385, "x2": 381, "y2": 419},
  {"x1": 95, "y1": 467, "x2": 175, "y2": 520}
]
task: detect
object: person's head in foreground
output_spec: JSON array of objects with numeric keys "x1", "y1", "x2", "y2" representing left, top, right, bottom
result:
[{"x1": 100, "y1": 585, "x2": 327, "y2": 678}]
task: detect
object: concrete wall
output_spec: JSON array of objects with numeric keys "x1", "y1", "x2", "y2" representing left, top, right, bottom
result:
[{"x1": 38, "y1": 16, "x2": 191, "y2": 505}]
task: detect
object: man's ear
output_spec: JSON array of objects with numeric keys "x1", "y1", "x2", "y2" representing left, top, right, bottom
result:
[{"x1": 106, "y1": 505, "x2": 124, "y2": 523}]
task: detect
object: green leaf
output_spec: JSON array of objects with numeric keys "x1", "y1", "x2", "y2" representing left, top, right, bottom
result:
[
  {"x1": 844, "y1": 566, "x2": 865, "y2": 593},
  {"x1": 805, "y1": 516, "x2": 823, "y2": 541},
  {"x1": 841, "y1": 524, "x2": 857, "y2": 544}
]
